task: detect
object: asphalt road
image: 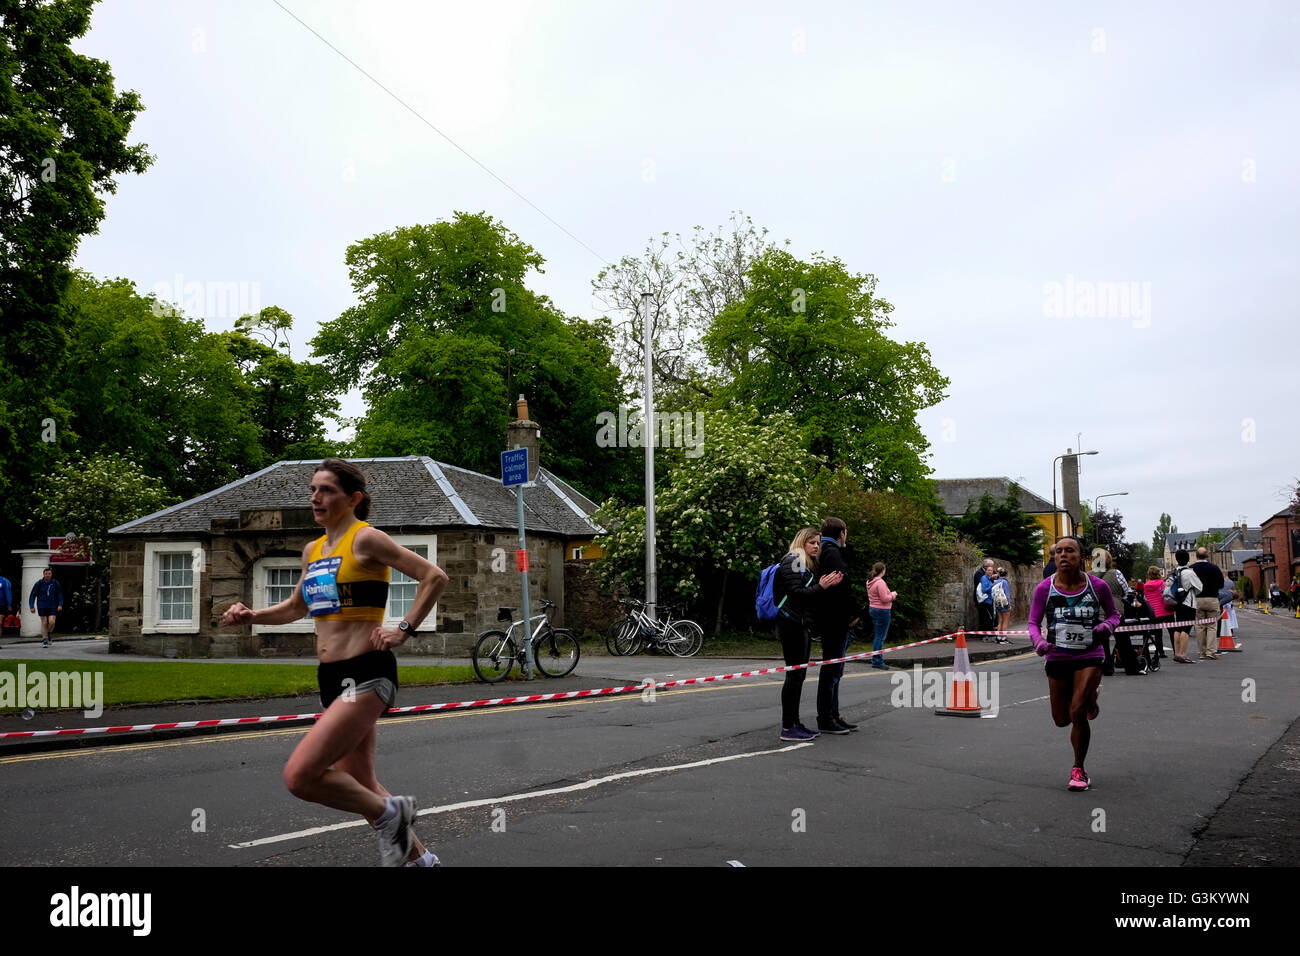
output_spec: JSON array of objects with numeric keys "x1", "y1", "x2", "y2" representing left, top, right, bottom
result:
[{"x1": 2, "y1": 609, "x2": 1297, "y2": 868}]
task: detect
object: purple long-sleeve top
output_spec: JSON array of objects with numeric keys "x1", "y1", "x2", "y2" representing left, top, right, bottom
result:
[{"x1": 1027, "y1": 574, "x2": 1121, "y2": 663}]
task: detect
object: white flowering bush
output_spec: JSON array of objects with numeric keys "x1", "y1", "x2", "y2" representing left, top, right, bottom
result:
[{"x1": 593, "y1": 407, "x2": 821, "y2": 631}]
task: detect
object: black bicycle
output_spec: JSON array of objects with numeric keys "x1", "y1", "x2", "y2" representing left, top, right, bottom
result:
[{"x1": 473, "y1": 599, "x2": 580, "y2": 683}]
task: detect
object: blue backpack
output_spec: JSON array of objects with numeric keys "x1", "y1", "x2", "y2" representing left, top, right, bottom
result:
[
  {"x1": 757, "y1": 559, "x2": 814, "y2": 622},
  {"x1": 756, "y1": 562, "x2": 786, "y2": 622}
]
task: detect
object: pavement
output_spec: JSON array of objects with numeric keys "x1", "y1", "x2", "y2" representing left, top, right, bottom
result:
[{"x1": 0, "y1": 628, "x2": 1028, "y2": 752}]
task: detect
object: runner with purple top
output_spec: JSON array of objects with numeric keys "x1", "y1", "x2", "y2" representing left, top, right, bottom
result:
[{"x1": 1027, "y1": 535, "x2": 1121, "y2": 792}]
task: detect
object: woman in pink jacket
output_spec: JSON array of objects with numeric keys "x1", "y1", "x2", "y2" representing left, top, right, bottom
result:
[
  {"x1": 1141, "y1": 565, "x2": 1172, "y2": 662},
  {"x1": 866, "y1": 562, "x2": 897, "y2": 671}
]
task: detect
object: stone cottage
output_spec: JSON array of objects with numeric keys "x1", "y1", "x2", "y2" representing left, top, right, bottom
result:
[{"x1": 106, "y1": 448, "x2": 603, "y2": 658}]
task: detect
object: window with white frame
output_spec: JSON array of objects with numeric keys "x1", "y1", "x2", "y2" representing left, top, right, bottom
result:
[
  {"x1": 252, "y1": 556, "x2": 312, "y2": 634},
  {"x1": 385, "y1": 535, "x2": 437, "y2": 629},
  {"x1": 143, "y1": 541, "x2": 202, "y2": 633}
]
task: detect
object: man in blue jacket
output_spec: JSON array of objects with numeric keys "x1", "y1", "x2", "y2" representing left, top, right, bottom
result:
[{"x1": 29, "y1": 567, "x2": 64, "y2": 647}]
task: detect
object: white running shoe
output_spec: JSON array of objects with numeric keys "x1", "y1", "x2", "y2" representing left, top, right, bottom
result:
[{"x1": 376, "y1": 796, "x2": 416, "y2": 867}]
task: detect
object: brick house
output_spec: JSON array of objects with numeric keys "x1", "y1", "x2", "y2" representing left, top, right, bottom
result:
[
  {"x1": 1242, "y1": 508, "x2": 1300, "y2": 597},
  {"x1": 106, "y1": 455, "x2": 603, "y2": 658}
]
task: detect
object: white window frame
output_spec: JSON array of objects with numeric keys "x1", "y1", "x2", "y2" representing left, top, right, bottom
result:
[
  {"x1": 143, "y1": 541, "x2": 202, "y2": 634},
  {"x1": 252, "y1": 556, "x2": 313, "y2": 634},
  {"x1": 384, "y1": 534, "x2": 437, "y2": 631}
]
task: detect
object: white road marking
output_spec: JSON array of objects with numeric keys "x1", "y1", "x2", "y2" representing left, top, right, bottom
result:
[
  {"x1": 727, "y1": 860, "x2": 745, "y2": 867},
  {"x1": 1012, "y1": 695, "x2": 1050, "y2": 705},
  {"x1": 227, "y1": 742, "x2": 815, "y2": 850}
]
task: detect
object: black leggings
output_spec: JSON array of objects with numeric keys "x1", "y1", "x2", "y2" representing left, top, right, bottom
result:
[{"x1": 777, "y1": 615, "x2": 812, "y2": 728}]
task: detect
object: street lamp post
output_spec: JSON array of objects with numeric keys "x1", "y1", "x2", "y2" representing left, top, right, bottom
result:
[
  {"x1": 1052, "y1": 450, "x2": 1099, "y2": 540},
  {"x1": 1093, "y1": 492, "x2": 1129, "y2": 547}
]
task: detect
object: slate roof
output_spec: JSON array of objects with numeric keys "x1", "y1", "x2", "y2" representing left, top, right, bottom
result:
[
  {"x1": 1164, "y1": 527, "x2": 1262, "y2": 553},
  {"x1": 933, "y1": 478, "x2": 1058, "y2": 516},
  {"x1": 109, "y1": 458, "x2": 602, "y2": 538}
]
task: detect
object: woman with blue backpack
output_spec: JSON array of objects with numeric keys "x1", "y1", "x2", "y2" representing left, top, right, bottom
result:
[{"x1": 772, "y1": 528, "x2": 843, "y2": 742}]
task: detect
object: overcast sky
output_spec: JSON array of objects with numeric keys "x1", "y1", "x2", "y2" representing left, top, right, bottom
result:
[{"x1": 72, "y1": 0, "x2": 1299, "y2": 543}]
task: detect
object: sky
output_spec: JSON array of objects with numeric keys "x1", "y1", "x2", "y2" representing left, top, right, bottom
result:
[{"x1": 70, "y1": 0, "x2": 1300, "y2": 544}]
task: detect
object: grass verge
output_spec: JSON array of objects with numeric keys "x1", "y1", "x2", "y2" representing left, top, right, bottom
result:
[{"x1": 0, "y1": 659, "x2": 478, "y2": 711}]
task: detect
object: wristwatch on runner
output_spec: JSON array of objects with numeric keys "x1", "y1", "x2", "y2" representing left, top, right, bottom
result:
[{"x1": 398, "y1": 620, "x2": 416, "y2": 637}]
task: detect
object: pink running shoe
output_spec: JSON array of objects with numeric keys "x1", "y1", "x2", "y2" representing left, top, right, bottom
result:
[{"x1": 1068, "y1": 767, "x2": 1090, "y2": 791}]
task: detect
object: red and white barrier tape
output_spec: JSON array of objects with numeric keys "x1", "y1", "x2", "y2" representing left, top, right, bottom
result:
[
  {"x1": 0, "y1": 618, "x2": 1227, "y2": 741},
  {"x1": 0, "y1": 633, "x2": 962, "y2": 741}
]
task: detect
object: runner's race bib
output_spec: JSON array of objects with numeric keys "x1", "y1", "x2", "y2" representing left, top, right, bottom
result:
[
  {"x1": 1052, "y1": 622, "x2": 1092, "y2": 652},
  {"x1": 302, "y1": 557, "x2": 342, "y2": 617}
]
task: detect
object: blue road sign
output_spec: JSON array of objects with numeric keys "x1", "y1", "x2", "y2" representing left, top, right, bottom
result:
[{"x1": 501, "y1": 447, "x2": 529, "y2": 486}]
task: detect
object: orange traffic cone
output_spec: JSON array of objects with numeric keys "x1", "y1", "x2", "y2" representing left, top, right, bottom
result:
[
  {"x1": 1217, "y1": 608, "x2": 1242, "y2": 652},
  {"x1": 936, "y1": 628, "x2": 984, "y2": 717}
]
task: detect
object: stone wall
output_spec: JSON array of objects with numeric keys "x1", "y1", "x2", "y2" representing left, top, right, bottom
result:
[
  {"x1": 914, "y1": 541, "x2": 1043, "y2": 637},
  {"x1": 563, "y1": 560, "x2": 625, "y2": 639},
  {"x1": 109, "y1": 529, "x2": 570, "y2": 658}
]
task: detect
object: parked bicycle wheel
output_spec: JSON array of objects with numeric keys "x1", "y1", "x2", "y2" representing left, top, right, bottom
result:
[
  {"x1": 473, "y1": 630, "x2": 516, "y2": 683},
  {"x1": 664, "y1": 620, "x2": 703, "y2": 657},
  {"x1": 534, "y1": 628, "x2": 580, "y2": 677},
  {"x1": 612, "y1": 618, "x2": 643, "y2": 656},
  {"x1": 606, "y1": 617, "x2": 631, "y2": 656}
]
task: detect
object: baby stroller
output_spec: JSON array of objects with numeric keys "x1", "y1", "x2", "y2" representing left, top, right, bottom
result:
[{"x1": 1114, "y1": 590, "x2": 1160, "y2": 675}]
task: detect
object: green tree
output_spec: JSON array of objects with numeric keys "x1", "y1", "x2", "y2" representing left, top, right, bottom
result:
[
  {"x1": 0, "y1": 0, "x2": 153, "y2": 544},
  {"x1": 593, "y1": 409, "x2": 816, "y2": 635},
  {"x1": 809, "y1": 470, "x2": 941, "y2": 628},
  {"x1": 591, "y1": 212, "x2": 781, "y2": 406},
  {"x1": 312, "y1": 212, "x2": 633, "y2": 502},
  {"x1": 1151, "y1": 513, "x2": 1177, "y2": 557},
  {"x1": 57, "y1": 275, "x2": 338, "y2": 499},
  {"x1": 35, "y1": 452, "x2": 175, "y2": 630},
  {"x1": 1092, "y1": 506, "x2": 1133, "y2": 571},
  {"x1": 702, "y1": 248, "x2": 948, "y2": 498},
  {"x1": 953, "y1": 484, "x2": 1042, "y2": 566},
  {"x1": 219, "y1": 307, "x2": 341, "y2": 462}
]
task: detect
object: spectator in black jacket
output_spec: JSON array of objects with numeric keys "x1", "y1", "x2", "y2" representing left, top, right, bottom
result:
[
  {"x1": 773, "y1": 528, "x2": 843, "y2": 742},
  {"x1": 1190, "y1": 548, "x2": 1225, "y2": 661},
  {"x1": 814, "y1": 517, "x2": 860, "y2": 735}
]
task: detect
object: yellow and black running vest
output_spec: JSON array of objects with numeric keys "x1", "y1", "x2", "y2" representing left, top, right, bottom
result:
[{"x1": 301, "y1": 520, "x2": 389, "y2": 621}]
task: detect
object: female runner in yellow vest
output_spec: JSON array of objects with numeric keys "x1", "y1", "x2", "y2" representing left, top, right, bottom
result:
[{"x1": 221, "y1": 459, "x2": 448, "y2": 865}]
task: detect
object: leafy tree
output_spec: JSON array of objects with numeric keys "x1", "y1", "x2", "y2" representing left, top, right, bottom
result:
[
  {"x1": 56, "y1": 275, "x2": 338, "y2": 499},
  {"x1": 35, "y1": 452, "x2": 175, "y2": 630},
  {"x1": 1194, "y1": 530, "x2": 1224, "y2": 550},
  {"x1": 809, "y1": 470, "x2": 941, "y2": 629},
  {"x1": 312, "y1": 212, "x2": 633, "y2": 502},
  {"x1": 1092, "y1": 507, "x2": 1133, "y2": 572},
  {"x1": 592, "y1": 409, "x2": 816, "y2": 635},
  {"x1": 952, "y1": 484, "x2": 1041, "y2": 566},
  {"x1": 0, "y1": 0, "x2": 153, "y2": 545},
  {"x1": 1151, "y1": 513, "x2": 1177, "y2": 557},
  {"x1": 702, "y1": 248, "x2": 948, "y2": 498},
  {"x1": 1129, "y1": 542, "x2": 1156, "y2": 576},
  {"x1": 591, "y1": 211, "x2": 780, "y2": 406},
  {"x1": 218, "y1": 307, "x2": 340, "y2": 462}
]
